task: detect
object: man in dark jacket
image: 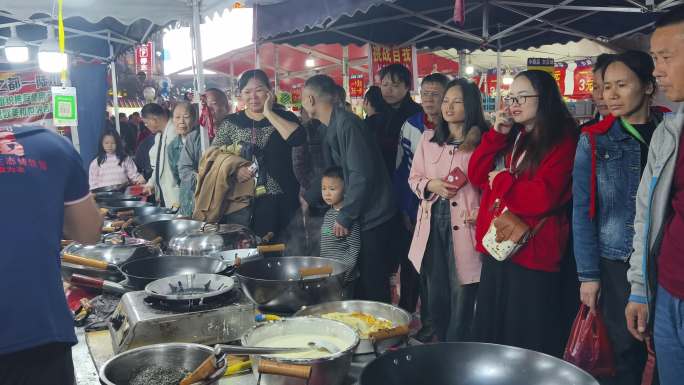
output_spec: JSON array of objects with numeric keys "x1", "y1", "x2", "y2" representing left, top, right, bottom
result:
[
  {"x1": 375, "y1": 63, "x2": 422, "y2": 177},
  {"x1": 302, "y1": 74, "x2": 399, "y2": 303}
]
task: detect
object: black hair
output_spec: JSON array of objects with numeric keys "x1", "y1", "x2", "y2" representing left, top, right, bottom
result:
[
  {"x1": 432, "y1": 79, "x2": 488, "y2": 148},
  {"x1": 130, "y1": 112, "x2": 140, "y2": 118},
  {"x1": 593, "y1": 53, "x2": 616, "y2": 74},
  {"x1": 421, "y1": 72, "x2": 449, "y2": 88},
  {"x1": 322, "y1": 166, "x2": 344, "y2": 181},
  {"x1": 96, "y1": 129, "x2": 127, "y2": 167},
  {"x1": 513, "y1": 70, "x2": 577, "y2": 173},
  {"x1": 238, "y1": 69, "x2": 271, "y2": 92},
  {"x1": 363, "y1": 86, "x2": 387, "y2": 112},
  {"x1": 118, "y1": 112, "x2": 127, "y2": 119},
  {"x1": 304, "y1": 75, "x2": 337, "y2": 102},
  {"x1": 205, "y1": 87, "x2": 229, "y2": 104},
  {"x1": 140, "y1": 103, "x2": 169, "y2": 119},
  {"x1": 335, "y1": 85, "x2": 347, "y2": 104},
  {"x1": 655, "y1": 5, "x2": 684, "y2": 28},
  {"x1": 173, "y1": 101, "x2": 198, "y2": 123},
  {"x1": 379, "y1": 63, "x2": 412, "y2": 88},
  {"x1": 602, "y1": 50, "x2": 657, "y2": 98}
]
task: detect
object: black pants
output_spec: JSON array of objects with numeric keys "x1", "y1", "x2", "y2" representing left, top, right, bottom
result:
[
  {"x1": 474, "y1": 256, "x2": 564, "y2": 357},
  {"x1": 0, "y1": 343, "x2": 74, "y2": 385},
  {"x1": 355, "y1": 215, "x2": 401, "y2": 303},
  {"x1": 598, "y1": 259, "x2": 647, "y2": 385}
]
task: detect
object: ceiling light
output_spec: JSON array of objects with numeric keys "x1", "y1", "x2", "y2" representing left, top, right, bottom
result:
[
  {"x1": 305, "y1": 54, "x2": 315, "y2": 68},
  {"x1": 502, "y1": 74, "x2": 514, "y2": 86},
  {"x1": 38, "y1": 26, "x2": 68, "y2": 73},
  {"x1": 4, "y1": 26, "x2": 29, "y2": 63},
  {"x1": 465, "y1": 65, "x2": 475, "y2": 75}
]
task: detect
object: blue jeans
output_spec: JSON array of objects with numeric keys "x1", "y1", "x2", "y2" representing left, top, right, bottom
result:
[{"x1": 655, "y1": 284, "x2": 684, "y2": 384}]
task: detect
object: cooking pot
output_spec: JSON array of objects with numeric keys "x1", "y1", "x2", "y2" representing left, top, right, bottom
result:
[
  {"x1": 60, "y1": 236, "x2": 160, "y2": 282},
  {"x1": 359, "y1": 342, "x2": 599, "y2": 385},
  {"x1": 235, "y1": 256, "x2": 353, "y2": 313},
  {"x1": 62, "y1": 254, "x2": 233, "y2": 290},
  {"x1": 294, "y1": 300, "x2": 411, "y2": 355},
  {"x1": 241, "y1": 317, "x2": 359, "y2": 385},
  {"x1": 99, "y1": 343, "x2": 226, "y2": 385},
  {"x1": 91, "y1": 183, "x2": 128, "y2": 194},
  {"x1": 168, "y1": 224, "x2": 258, "y2": 256},
  {"x1": 132, "y1": 219, "x2": 205, "y2": 250}
]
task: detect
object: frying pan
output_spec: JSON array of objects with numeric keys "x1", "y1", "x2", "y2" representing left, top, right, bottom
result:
[
  {"x1": 62, "y1": 254, "x2": 232, "y2": 290},
  {"x1": 99, "y1": 201, "x2": 153, "y2": 217},
  {"x1": 359, "y1": 342, "x2": 599, "y2": 385},
  {"x1": 116, "y1": 205, "x2": 179, "y2": 219},
  {"x1": 91, "y1": 183, "x2": 128, "y2": 193},
  {"x1": 95, "y1": 193, "x2": 142, "y2": 204}
]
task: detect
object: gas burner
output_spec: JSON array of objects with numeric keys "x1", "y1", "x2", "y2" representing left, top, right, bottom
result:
[{"x1": 143, "y1": 289, "x2": 241, "y2": 312}]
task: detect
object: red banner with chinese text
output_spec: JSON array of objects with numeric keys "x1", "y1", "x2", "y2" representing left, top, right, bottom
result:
[
  {"x1": 135, "y1": 42, "x2": 155, "y2": 78},
  {"x1": 572, "y1": 60, "x2": 593, "y2": 100},
  {"x1": 349, "y1": 76, "x2": 365, "y2": 98},
  {"x1": 0, "y1": 70, "x2": 60, "y2": 128},
  {"x1": 371, "y1": 44, "x2": 414, "y2": 85}
]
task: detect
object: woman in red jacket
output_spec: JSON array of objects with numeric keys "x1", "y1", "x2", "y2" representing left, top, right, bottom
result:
[{"x1": 468, "y1": 70, "x2": 578, "y2": 357}]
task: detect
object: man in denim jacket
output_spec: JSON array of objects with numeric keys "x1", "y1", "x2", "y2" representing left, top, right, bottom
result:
[{"x1": 626, "y1": 7, "x2": 684, "y2": 383}]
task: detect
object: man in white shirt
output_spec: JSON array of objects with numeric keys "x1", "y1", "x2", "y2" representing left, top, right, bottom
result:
[{"x1": 141, "y1": 103, "x2": 179, "y2": 207}]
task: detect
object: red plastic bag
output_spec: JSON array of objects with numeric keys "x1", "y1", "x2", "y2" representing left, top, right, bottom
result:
[{"x1": 563, "y1": 305, "x2": 616, "y2": 377}]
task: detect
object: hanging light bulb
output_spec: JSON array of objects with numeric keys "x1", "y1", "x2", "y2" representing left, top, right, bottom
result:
[
  {"x1": 4, "y1": 26, "x2": 29, "y2": 63},
  {"x1": 502, "y1": 73, "x2": 514, "y2": 86},
  {"x1": 38, "y1": 26, "x2": 68, "y2": 73},
  {"x1": 305, "y1": 53, "x2": 315, "y2": 68},
  {"x1": 465, "y1": 65, "x2": 475, "y2": 75}
]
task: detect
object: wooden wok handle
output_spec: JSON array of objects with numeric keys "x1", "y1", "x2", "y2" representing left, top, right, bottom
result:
[
  {"x1": 102, "y1": 227, "x2": 118, "y2": 233},
  {"x1": 150, "y1": 236, "x2": 163, "y2": 245},
  {"x1": 109, "y1": 220, "x2": 125, "y2": 228},
  {"x1": 179, "y1": 355, "x2": 217, "y2": 385},
  {"x1": 99, "y1": 208, "x2": 110, "y2": 216},
  {"x1": 70, "y1": 274, "x2": 105, "y2": 289},
  {"x1": 117, "y1": 210, "x2": 135, "y2": 218},
  {"x1": 299, "y1": 266, "x2": 333, "y2": 278},
  {"x1": 122, "y1": 218, "x2": 134, "y2": 229},
  {"x1": 257, "y1": 244, "x2": 285, "y2": 253},
  {"x1": 258, "y1": 360, "x2": 311, "y2": 380},
  {"x1": 61, "y1": 254, "x2": 110, "y2": 270},
  {"x1": 369, "y1": 324, "x2": 410, "y2": 342}
]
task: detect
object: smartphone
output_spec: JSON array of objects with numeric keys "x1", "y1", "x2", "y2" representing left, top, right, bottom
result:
[{"x1": 444, "y1": 167, "x2": 468, "y2": 190}]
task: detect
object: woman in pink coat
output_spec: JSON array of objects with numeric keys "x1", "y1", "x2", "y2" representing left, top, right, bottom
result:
[{"x1": 408, "y1": 78, "x2": 486, "y2": 342}]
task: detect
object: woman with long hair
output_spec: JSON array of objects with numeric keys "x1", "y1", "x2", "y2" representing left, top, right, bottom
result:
[
  {"x1": 408, "y1": 79, "x2": 487, "y2": 342},
  {"x1": 469, "y1": 70, "x2": 578, "y2": 356},
  {"x1": 89, "y1": 129, "x2": 145, "y2": 190},
  {"x1": 573, "y1": 51, "x2": 664, "y2": 384},
  {"x1": 212, "y1": 69, "x2": 305, "y2": 238}
]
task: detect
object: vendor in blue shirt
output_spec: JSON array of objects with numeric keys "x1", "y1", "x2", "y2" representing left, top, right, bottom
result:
[{"x1": 0, "y1": 126, "x2": 101, "y2": 385}]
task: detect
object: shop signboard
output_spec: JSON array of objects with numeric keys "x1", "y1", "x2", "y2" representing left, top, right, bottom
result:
[
  {"x1": 0, "y1": 70, "x2": 60, "y2": 128},
  {"x1": 370, "y1": 44, "x2": 414, "y2": 85},
  {"x1": 135, "y1": 42, "x2": 155, "y2": 78},
  {"x1": 349, "y1": 75, "x2": 365, "y2": 98}
]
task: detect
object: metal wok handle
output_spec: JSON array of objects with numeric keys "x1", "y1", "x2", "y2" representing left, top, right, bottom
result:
[
  {"x1": 369, "y1": 324, "x2": 411, "y2": 357},
  {"x1": 257, "y1": 360, "x2": 312, "y2": 385}
]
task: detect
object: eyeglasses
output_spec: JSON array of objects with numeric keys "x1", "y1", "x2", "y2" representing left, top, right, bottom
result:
[
  {"x1": 420, "y1": 91, "x2": 443, "y2": 100},
  {"x1": 503, "y1": 95, "x2": 539, "y2": 106}
]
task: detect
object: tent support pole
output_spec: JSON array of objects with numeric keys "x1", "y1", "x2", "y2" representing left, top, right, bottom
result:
[
  {"x1": 343, "y1": 46, "x2": 350, "y2": 99},
  {"x1": 191, "y1": 0, "x2": 207, "y2": 152},
  {"x1": 274, "y1": 45, "x2": 279, "y2": 93},
  {"x1": 109, "y1": 41, "x2": 121, "y2": 135},
  {"x1": 411, "y1": 45, "x2": 419, "y2": 93},
  {"x1": 459, "y1": 50, "x2": 466, "y2": 78},
  {"x1": 496, "y1": 39, "x2": 502, "y2": 109},
  {"x1": 367, "y1": 44, "x2": 373, "y2": 85}
]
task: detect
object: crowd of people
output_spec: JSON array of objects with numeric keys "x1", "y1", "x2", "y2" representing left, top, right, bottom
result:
[{"x1": 4, "y1": 5, "x2": 684, "y2": 385}]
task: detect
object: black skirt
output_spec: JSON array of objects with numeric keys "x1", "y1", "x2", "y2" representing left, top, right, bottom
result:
[{"x1": 473, "y1": 255, "x2": 564, "y2": 357}]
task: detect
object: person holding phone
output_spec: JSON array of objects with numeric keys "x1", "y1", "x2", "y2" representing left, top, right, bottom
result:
[
  {"x1": 212, "y1": 69, "x2": 306, "y2": 239},
  {"x1": 469, "y1": 70, "x2": 578, "y2": 357},
  {"x1": 408, "y1": 79, "x2": 487, "y2": 342}
]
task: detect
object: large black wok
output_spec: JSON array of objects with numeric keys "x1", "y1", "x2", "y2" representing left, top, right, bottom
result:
[
  {"x1": 116, "y1": 205, "x2": 178, "y2": 218},
  {"x1": 63, "y1": 254, "x2": 232, "y2": 290},
  {"x1": 99, "y1": 201, "x2": 153, "y2": 216},
  {"x1": 91, "y1": 183, "x2": 128, "y2": 193},
  {"x1": 235, "y1": 256, "x2": 352, "y2": 313},
  {"x1": 360, "y1": 343, "x2": 599, "y2": 385},
  {"x1": 132, "y1": 219, "x2": 205, "y2": 250}
]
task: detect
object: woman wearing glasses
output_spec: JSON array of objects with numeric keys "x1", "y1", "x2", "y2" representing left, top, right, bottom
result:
[
  {"x1": 573, "y1": 51, "x2": 665, "y2": 384},
  {"x1": 408, "y1": 79, "x2": 487, "y2": 342},
  {"x1": 468, "y1": 70, "x2": 578, "y2": 356}
]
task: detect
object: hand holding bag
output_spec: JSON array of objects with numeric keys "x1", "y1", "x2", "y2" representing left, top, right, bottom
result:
[{"x1": 482, "y1": 133, "x2": 547, "y2": 261}]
